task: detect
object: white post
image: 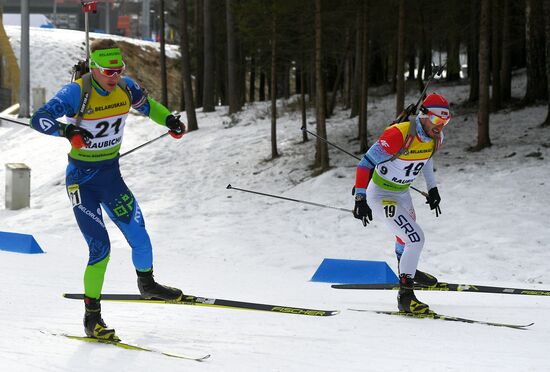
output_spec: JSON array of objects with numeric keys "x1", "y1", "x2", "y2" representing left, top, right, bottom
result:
[
  {"x1": 105, "y1": 0, "x2": 111, "y2": 34},
  {"x1": 19, "y1": 0, "x2": 30, "y2": 118},
  {"x1": 141, "y1": 0, "x2": 151, "y2": 39},
  {"x1": 85, "y1": 11, "x2": 90, "y2": 60},
  {"x1": 5, "y1": 163, "x2": 31, "y2": 210},
  {"x1": 52, "y1": 0, "x2": 57, "y2": 27}
]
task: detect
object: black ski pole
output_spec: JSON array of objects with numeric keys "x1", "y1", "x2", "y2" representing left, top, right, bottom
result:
[
  {"x1": 302, "y1": 126, "x2": 359, "y2": 160},
  {"x1": 301, "y1": 127, "x2": 428, "y2": 198},
  {"x1": 227, "y1": 184, "x2": 352, "y2": 214},
  {"x1": 0, "y1": 115, "x2": 30, "y2": 127},
  {"x1": 120, "y1": 132, "x2": 170, "y2": 158}
]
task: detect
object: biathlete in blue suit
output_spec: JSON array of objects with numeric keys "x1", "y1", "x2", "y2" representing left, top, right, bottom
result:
[{"x1": 31, "y1": 39, "x2": 186, "y2": 341}]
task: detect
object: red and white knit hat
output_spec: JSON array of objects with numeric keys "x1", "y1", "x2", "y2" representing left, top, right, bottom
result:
[{"x1": 419, "y1": 93, "x2": 451, "y2": 121}]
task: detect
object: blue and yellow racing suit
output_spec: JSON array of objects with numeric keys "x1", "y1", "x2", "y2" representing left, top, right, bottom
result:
[{"x1": 31, "y1": 75, "x2": 172, "y2": 299}]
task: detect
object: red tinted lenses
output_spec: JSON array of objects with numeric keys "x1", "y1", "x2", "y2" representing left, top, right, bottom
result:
[{"x1": 98, "y1": 66, "x2": 124, "y2": 77}]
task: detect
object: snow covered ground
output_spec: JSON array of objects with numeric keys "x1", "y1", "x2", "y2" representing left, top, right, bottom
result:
[{"x1": 1, "y1": 27, "x2": 549, "y2": 371}]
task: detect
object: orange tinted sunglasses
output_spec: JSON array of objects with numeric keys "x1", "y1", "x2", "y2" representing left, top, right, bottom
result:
[{"x1": 427, "y1": 110, "x2": 451, "y2": 126}]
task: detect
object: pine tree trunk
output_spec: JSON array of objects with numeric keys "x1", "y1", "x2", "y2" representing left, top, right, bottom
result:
[
  {"x1": 390, "y1": 39, "x2": 397, "y2": 93},
  {"x1": 216, "y1": 49, "x2": 226, "y2": 106},
  {"x1": 395, "y1": 0, "x2": 405, "y2": 116},
  {"x1": 424, "y1": 29, "x2": 432, "y2": 78},
  {"x1": 468, "y1": 0, "x2": 479, "y2": 102},
  {"x1": 180, "y1": 0, "x2": 198, "y2": 131},
  {"x1": 301, "y1": 62, "x2": 308, "y2": 142},
  {"x1": 491, "y1": 0, "x2": 502, "y2": 111},
  {"x1": 282, "y1": 63, "x2": 290, "y2": 99},
  {"x1": 500, "y1": 0, "x2": 511, "y2": 102},
  {"x1": 179, "y1": 76, "x2": 185, "y2": 112},
  {"x1": 202, "y1": 0, "x2": 216, "y2": 112},
  {"x1": 314, "y1": 0, "x2": 329, "y2": 171},
  {"x1": 259, "y1": 70, "x2": 266, "y2": 101},
  {"x1": 327, "y1": 29, "x2": 351, "y2": 118},
  {"x1": 226, "y1": 0, "x2": 241, "y2": 114},
  {"x1": 194, "y1": 0, "x2": 204, "y2": 108},
  {"x1": 249, "y1": 56, "x2": 256, "y2": 102},
  {"x1": 159, "y1": 0, "x2": 168, "y2": 107},
  {"x1": 407, "y1": 45, "x2": 416, "y2": 81},
  {"x1": 474, "y1": 0, "x2": 491, "y2": 151},
  {"x1": 542, "y1": 0, "x2": 550, "y2": 126},
  {"x1": 417, "y1": 6, "x2": 426, "y2": 93},
  {"x1": 270, "y1": 12, "x2": 279, "y2": 159},
  {"x1": 524, "y1": 0, "x2": 548, "y2": 104},
  {"x1": 417, "y1": 8, "x2": 432, "y2": 82},
  {"x1": 309, "y1": 57, "x2": 316, "y2": 105},
  {"x1": 239, "y1": 42, "x2": 246, "y2": 107},
  {"x1": 369, "y1": 38, "x2": 385, "y2": 86},
  {"x1": 296, "y1": 66, "x2": 302, "y2": 96},
  {"x1": 344, "y1": 49, "x2": 351, "y2": 109},
  {"x1": 446, "y1": 1, "x2": 461, "y2": 82},
  {"x1": 419, "y1": 5, "x2": 432, "y2": 90},
  {"x1": 350, "y1": 12, "x2": 362, "y2": 118},
  {"x1": 358, "y1": 2, "x2": 369, "y2": 154}
]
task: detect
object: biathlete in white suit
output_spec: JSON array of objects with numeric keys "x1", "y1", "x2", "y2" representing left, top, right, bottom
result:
[{"x1": 352, "y1": 93, "x2": 452, "y2": 314}]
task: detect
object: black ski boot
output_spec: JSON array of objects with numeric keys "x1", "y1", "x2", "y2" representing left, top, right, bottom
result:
[
  {"x1": 397, "y1": 258, "x2": 438, "y2": 286},
  {"x1": 137, "y1": 269, "x2": 183, "y2": 301},
  {"x1": 413, "y1": 269, "x2": 438, "y2": 286},
  {"x1": 83, "y1": 296, "x2": 119, "y2": 341},
  {"x1": 397, "y1": 274, "x2": 433, "y2": 314}
]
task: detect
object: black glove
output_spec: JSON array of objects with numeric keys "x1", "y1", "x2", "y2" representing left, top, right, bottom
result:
[
  {"x1": 166, "y1": 114, "x2": 186, "y2": 139},
  {"x1": 426, "y1": 187, "x2": 441, "y2": 217},
  {"x1": 65, "y1": 124, "x2": 93, "y2": 148},
  {"x1": 353, "y1": 194, "x2": 373, "y2": 227}
]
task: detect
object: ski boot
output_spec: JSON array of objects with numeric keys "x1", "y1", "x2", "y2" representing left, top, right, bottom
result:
[
  {"x1": 413, "y1": 269, "x2": 438, "y2": 286},
  {"x1": 137, "y1": 269, "x2": 183, "y2": 301},
  {"x1": 397, "y1": 274, "x2": 433, "y2": 314},
  {"x1": 84, "y1": 296, "x2": 119, "y2": 341},
  {"x1": 397, "y1": 258, "x2": 438, "y2": 286}
]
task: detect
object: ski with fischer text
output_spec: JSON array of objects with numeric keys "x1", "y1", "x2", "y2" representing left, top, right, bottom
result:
[{"x1": 63, "y1": 293, "x2": 339, "y2": 316}]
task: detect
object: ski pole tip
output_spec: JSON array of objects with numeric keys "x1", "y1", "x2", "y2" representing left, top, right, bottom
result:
[{"x1": 226, "y1": 184, "x2": 232, "y2": 189}]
